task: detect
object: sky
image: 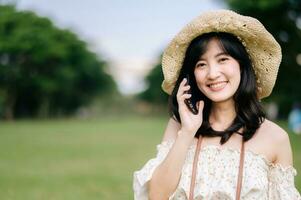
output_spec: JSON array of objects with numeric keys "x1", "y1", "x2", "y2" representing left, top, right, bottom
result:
[{"x1": 15, "y1": 0, "x2": 226, "y2": 95}]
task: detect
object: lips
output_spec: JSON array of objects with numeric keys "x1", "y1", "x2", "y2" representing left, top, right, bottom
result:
[{"x1": 207, "y1": 81, "x2": 228, "y2": 91}]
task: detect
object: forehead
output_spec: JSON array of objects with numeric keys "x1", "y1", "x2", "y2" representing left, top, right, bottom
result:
[{"x1": 199, "y1": 38, "x2": 227, "y2": 58}]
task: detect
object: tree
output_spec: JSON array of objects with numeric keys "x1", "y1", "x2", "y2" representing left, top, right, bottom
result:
[
  {"x1": 0, "y1": 5, "x2": 117, "y2": 119},
  {"x1": 137, "y1": 55, "x2": 169, "y2": 106},
  {"x1": 225, "y1": 0, "x2": 301, "y2": 117}
]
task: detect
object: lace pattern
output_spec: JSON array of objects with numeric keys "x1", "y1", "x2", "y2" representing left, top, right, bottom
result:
[{"x1": 133, "y1": 140, "x2": 301, "y2": 200}]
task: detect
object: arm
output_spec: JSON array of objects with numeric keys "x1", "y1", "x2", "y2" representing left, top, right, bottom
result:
[
  {"x1": 161, "y1": 116, "x2": 181, "y2": 142},
  {"x1": 148, "y1": 117, "x2": 195, "y2": 200},
  {"x1": 273, "y1": 128, "x2": 293, "y2": 167},
  {"x1": 148, "y1": 78, "x2": 204, "y2": 200},
  {"x1": 267, "y1": 124, "x2": 301, "y2": 199}
]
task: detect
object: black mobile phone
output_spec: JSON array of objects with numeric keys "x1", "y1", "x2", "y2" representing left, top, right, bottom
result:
[{"x1": 184, "y1": 74, "x2": 198, "y2": 114}]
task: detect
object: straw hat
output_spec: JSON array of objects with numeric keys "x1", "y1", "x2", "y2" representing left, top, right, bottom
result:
[{"x1": 161, "y1": 9, "x2": 281, "y2": 99}]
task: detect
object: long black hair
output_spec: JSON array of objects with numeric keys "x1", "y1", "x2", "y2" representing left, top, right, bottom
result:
[{"x1": 168, "y1": 32, "x2": 265, "y2": 144}]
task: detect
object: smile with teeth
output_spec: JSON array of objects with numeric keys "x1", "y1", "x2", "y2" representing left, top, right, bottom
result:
[{"x1": 208, "y1": 81, "x2": 228, "y2": 90}]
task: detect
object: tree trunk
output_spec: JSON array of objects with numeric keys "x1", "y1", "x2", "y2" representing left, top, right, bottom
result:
[{"x1": 4, "y1": 93, "x2": 15, "y2": 120}]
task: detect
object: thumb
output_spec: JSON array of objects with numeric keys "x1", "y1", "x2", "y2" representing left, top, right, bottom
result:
[{"x1": 197, "y1": 100, "x2": 204, "y2": 114}]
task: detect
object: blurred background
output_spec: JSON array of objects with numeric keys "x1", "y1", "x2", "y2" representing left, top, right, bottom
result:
[{"x1": 0, "y1": 0, "x2": 300, "y2": 199}]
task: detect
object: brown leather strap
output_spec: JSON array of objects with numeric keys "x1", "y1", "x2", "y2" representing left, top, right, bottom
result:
[
  {"x1": 235, "y1": 137, "x2": 245, "y2": 200},
  {"x1": 188, "y1": 136, "x2": 245, "y2": 200},
  {"x1": 188, "y1": 136, "x2": 203, "y2": 200}
]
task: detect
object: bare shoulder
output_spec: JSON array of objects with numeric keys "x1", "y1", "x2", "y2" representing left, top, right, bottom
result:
[
  {"x1": 260, "y1": 119, "x2": 289, "y2": 142},
  {"x1": 260, "y1": 119, "x2": 293, "y2": 166},
  {"x1": 161, "y1": 116, "x2": 181, "y2": 142}
]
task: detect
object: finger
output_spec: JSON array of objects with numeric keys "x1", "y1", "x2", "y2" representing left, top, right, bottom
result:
[
  {"x1": 178, "y1": 93, "x2": 192, "y2": 108},
  {"x1": 183, "y1": 84, "x2": 190, "y2": 89},
  {"x1": 182, "y1": 85, "x2": 191, "y2": 94},
  {"x1": 198, "y1": 101, "x2": 204, "y2": 109},
  {"x1": 177, "y1": 79, "x2": 188, "y2": 97},
  {"x1": 179, "y1": 78, "x2": 186, "y2": 89},
  {"x1": 182, "y1": 93, "x2": 192, "y2": 99},
  {"x1": 178, "y1": 93, "x2": 192, "y2": 103},
  {"x1": 181, "y1": 78, "x2": 187, "y2": 86},
  {"x1": 178, "y1": 80, "x2": 190, "y2": 94}
]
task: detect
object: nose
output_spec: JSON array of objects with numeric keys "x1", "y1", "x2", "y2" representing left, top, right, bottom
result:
[{"x1": 207, "y1": 64, "x2": 220, "y2": 79}]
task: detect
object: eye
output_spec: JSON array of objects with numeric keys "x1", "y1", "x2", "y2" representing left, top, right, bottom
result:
[
  {"x1": 218, "y1": 57, "x2": 229, "y2": 63},
  {"x1": 195, "y1": 62, "x2": 206, "y2": 68}
]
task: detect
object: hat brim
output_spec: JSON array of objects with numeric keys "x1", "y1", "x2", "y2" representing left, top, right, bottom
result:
[{"x1": 161, "y1": 10, "x2": 281, "y2": 99}]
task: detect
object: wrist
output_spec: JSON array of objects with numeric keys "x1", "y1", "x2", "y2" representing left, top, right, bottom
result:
[
  {"x1": 177, "y1": 129, "x2": 195, "y2": 147},
  {"x1": 179, "y1": 127, "x2": 197, "y2": 136}
]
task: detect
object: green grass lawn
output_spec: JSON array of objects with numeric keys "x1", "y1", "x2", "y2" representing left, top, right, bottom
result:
[{"x1": 0, "y1": 115, "x2": 300, "y2": 200}]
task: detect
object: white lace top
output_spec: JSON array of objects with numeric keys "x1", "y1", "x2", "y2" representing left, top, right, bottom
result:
[{"x1": 133, "y1": 139, "x2": 301, "y2": 200}]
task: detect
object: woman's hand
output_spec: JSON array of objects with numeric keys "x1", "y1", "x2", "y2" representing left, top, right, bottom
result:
[{"x1": 177, "y1": 78, "x2": 204, "y2": 137}]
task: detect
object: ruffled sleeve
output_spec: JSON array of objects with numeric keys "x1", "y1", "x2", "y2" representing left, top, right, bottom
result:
[
  {"x1": 268, "y1": 163, "x2": 301, "y2": 200},
  {"x1": 133, "y1": 140, "x2": 174, "y2": 200}
]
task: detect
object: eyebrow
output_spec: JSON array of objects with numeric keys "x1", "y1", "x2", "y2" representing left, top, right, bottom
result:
[{"x1": 198, "y1": 52, "x2": 229, "y2": 61}]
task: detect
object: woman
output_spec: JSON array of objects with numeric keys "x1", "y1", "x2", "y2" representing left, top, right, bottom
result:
[{"x1": 133, "y1": 10, "x2": 301, "y2": 200}]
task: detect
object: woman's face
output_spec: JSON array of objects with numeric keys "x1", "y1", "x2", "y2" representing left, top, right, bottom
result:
[{"x1": 194, "y1": 38, "x2": 241, "y2": 103}]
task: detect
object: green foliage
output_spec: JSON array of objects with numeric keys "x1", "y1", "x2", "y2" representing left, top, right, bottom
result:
[
  {"x1": 0, "y1": 5, "x2": 117, "y2": 119},
  {"x1": 227, "y1": 0, "x2": 284, "y2": 11},
  {"x1": 225, "y1": 0, "x2": 301, "y2": 116},
  {"x1": 137, "y1": 56, "x2": 169, "y2": 105}
]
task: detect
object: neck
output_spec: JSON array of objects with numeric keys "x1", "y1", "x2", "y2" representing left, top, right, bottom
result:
[{"x1": 210, "y1": 99, "x2": 236, "y2": 131}]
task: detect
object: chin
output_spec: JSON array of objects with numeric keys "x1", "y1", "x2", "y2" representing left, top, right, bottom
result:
[
  {"x1": 211, "y1": 98, "x2": 233, "y2": 103},
  {"x1": 205, "y1": 93, "x2": 235, "y2": 103}
]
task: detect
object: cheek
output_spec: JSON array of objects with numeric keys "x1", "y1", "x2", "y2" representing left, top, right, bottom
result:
[
  {"x1": 194, "y1": 71, "x2": 207, "y2": 93},
  {"x1": 194, "y1": 70, "x2": 206, "y2": 83},
  {"x1": 229, "y1": 69, "x2": 240, "y2": 78},
  {"x1": 227, "y1": 62, "x2": 241, "y2": 80},
  {"x1": 230, "y1": 67, "x2": 241, "y2": 87}
]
